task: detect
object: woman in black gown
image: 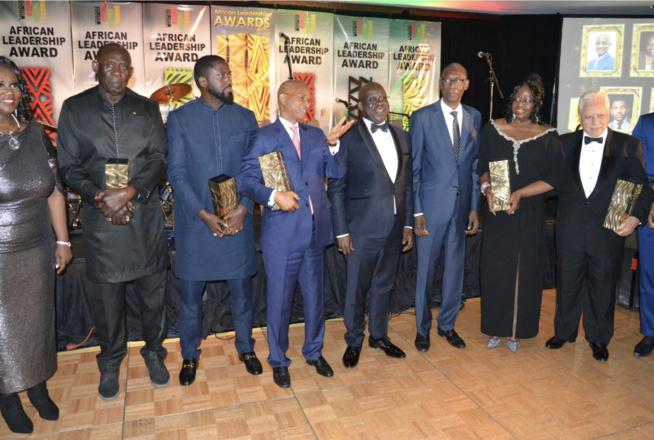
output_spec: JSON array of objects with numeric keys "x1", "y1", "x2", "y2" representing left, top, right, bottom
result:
[
  {"x1": 0, "y1": 56, "x2": 73, "y2": 434},
  {"x1": 477, "y1": 74, "x2": 569, "y2": 352}
]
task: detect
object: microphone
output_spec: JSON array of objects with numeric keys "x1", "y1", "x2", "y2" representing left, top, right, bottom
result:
[
  {"x1": 478, "y1": 51, "x2": 491, "y2": 59},
  {"x1": 279, "y1": 32, "x2": 289, "y2": 40}
]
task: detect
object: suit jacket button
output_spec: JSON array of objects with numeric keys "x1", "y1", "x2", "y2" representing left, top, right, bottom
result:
[
  {"x1": 305, "y1": 203, "x2": 309, "y2": 207},
  {"x1": 305, "y1": 182, "x2": 308, "y2": 186},
  {"x1": 584, "y1": 201, "x2": 590, "y2": 205}
]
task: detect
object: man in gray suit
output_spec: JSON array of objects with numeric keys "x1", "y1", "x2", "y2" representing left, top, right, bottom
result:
[{"x1": 411, "y1": 63, "x2": 482, "y2": 352}]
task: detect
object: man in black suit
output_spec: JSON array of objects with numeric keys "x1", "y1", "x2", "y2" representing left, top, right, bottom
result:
[
  {"x1": 328, "y1": 82, "x2": 414, "y2": 368},
  {"x1": 545, "y1": 91, "x2": 652, "y2": 361}
]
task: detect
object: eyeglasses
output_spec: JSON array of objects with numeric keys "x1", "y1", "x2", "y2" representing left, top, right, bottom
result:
[
  {"x1": 367, "y1": 96, "x2": 389, "y2": 104},
  {"x1": 283, "y1": 93, "x2": 312, "y2": 105},
  {"x1": 440, "y1": 77, "x2": 467, "y2": 87}
]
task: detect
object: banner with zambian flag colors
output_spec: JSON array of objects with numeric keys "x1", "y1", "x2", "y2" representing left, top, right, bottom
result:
[
  {"x1": 0, "y1": 1, "x2": 74, "y2": 130},
  {"x1": 210, "y1": 5, "x2": 275, "y2": 125},
  {"x1": 388, "y1": 20, "x2": 441, "y2": 130},
  {"x1": 70, "y1": 2, "x2": 145, "y2": 95},
  {"x1": 142, "y1": 3, "x2": 212, "y2": 111},
  {"x1": 275, "y1": 9, "x2": 334, "y2": 134}
]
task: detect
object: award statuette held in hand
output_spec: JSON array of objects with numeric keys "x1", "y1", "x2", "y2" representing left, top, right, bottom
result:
[
  {"x1": 105, "y1": 158, "x2": 130, "y2": 189},
  {"x1": 603, "y1": 179, "x2": 643, "y2": 232},
  {"x1": 489, "y1": 159, "x2": 511, "y2": 212},
  {"x1": 258, "y1": 151, "x2": 292, "y2": 211},
  {"x1": 209, "y1": 174, "x2": 239, "y2": 218}
]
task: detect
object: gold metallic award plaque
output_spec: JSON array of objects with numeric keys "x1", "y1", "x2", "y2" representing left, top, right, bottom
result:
[
  {"x1": 208, "y1": 174, "x2": 239, "y2": 218},
  {"x1": 105, "y1": 158, "x2": 130, "y2": 189},
  {"x1": 259, "y1": 151, "x2": 292, "y2": 211},
  {"x1": 489, "y1": 159, "x2": 511, "y2": 212},
  {"x1": 603, "y1": 179, "x2": 643, "y2": 231}
]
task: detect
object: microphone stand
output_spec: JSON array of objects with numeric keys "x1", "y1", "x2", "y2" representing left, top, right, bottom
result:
[
  {"x1": 482, "y1": 54, "x2": 504, "y2": 120},
  {"x1": 282, "y1": 36, "x2": 293, "y2": 80}
]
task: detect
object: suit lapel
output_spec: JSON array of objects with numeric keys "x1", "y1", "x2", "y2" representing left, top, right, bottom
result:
[
  {"x1": 434, "y1": 100, "x2": 455, "y2": 160},
  {"x1": 570, "y1": 132, "x2": 585, "y2": 194},
  {"x1": 590, "y1": 129, "x2": 615, "y2": 198},
  {"x1": 358, "y1": 122, "x2": 394, "y2": 183},
  {"x1": 389, "y1": 125, "x2": 403, "y2": 182},
  {"x1": 460, "y1": 105, "x2": 472, "y2": 150}
]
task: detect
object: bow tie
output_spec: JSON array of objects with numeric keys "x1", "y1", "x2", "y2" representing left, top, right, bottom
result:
[
  {"x1": 584, "y1": 136, "x2": 603, "y2": 145},
  {"x1": 371, "y1": 123, "x2": 389, "y2": 133}
]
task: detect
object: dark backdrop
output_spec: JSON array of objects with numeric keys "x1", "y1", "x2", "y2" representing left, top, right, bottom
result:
[{"x1": 439, "y1": 14, "x2": 563, "y2": 125}]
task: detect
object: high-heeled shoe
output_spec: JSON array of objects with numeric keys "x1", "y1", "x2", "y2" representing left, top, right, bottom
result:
[
  {"x1": 27, "y1": 381, "x2": 59, "y2": 420},
  {"x1": 507, "y1": 339, "x2": 520, "y2": 353},
  {"x1": 487, "y1": 337, "x2": 502, "y2": 349},
  {"x1": 0, "y1": 392, "x2": 33, "y2": 434}
]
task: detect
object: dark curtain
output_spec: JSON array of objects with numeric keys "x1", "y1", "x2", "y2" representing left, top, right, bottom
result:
[{"x1": 440, "y1": 14, "x2": 563, "y2": 125}]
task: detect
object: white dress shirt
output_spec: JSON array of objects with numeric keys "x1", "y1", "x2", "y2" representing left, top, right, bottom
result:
[{"x1": 579, "y1": 129, "x2": 607, "y2": 198}]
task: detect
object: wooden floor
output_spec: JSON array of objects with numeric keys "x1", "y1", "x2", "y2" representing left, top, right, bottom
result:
[{"x1": 4, "y1": 289, "x2": 654, "y2": 440}]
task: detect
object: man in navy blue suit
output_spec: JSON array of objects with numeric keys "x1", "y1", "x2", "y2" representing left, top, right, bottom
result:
[
  {"x1": 411, "y1": 63, "x2": 482, "y2": 352},
  {"x1": 633, "y1": 112, "x2": 654, "y2": 357},
  {"x1": 237, "y1": 80, "x2": 353, "y2": 388},
  {"x1": 328, "y1": 82, "x2": 414, "y2": 368}
]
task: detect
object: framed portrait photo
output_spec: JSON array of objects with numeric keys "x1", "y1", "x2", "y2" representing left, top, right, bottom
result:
[
  {"x1": 600, "y1": 87, "x2": 643, "y2": 133},
  {"x1": 567, "y1": 97, "x2": 581, "y2": 133},
  {"x1": 580, "y1": 24, "x2": 624, "y2": 78},
  {"x1": 630, "y1": 24, "x2": 654, "y2": 78}
]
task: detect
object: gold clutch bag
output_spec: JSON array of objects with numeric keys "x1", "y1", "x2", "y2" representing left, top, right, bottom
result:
[
  {"x1": 105, "y1": 158, "x2": 130, "y2": 189},
  {"x1": 258, "y1": 151, "x2": 292, "y2": 211},
  {"x1": 603, "y1": 179, "x2": 643, "y2": 231},
  {"x1": 208, "y1": 174, "x2": 239, "y2": 218},
  {"x1": 489, "y1": 159, "x2": 511, "y2": 212}
]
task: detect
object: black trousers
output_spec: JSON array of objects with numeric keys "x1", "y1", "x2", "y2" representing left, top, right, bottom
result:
[
  {"x1": 87, "y1": 270, "x2": 168, "y2": 373},
  {"x1": 343, "y1": 219, "x2": 402, "y2": 348},
  {"x1": 554, "y1": 246, "x2": 621, "y2": 344}
]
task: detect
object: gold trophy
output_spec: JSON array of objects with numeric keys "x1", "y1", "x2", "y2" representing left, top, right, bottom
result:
[
  {"x1": 105, "y1": 158, "x2": 130, "y2": 189},
  {"x1": 209, "y1": 174, "x2": 239, "y2": 218},
  {"x1": 603, "y1": 179, "x2": 643, "y2": 231},
  {"x1": 489, "y1": 159, "x2": 511, "y2": 212},
  {"x1": 258, "y1": 151, "x2": 292, "y2": 211}
]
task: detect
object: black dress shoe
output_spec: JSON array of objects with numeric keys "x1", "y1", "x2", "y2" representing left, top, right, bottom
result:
[
  {"x1": 437, "y1": 328, "x2": 466, "y2": 349},
  {"x1": 634, "y1": 336, "x2": 654, "y2": 357},
  {"x1": 343, "y1": 346, "x2": 361, "y2": 368},
  {"x1": 179, "y1": 359, "x2": 198, "y2": 386},
  {"x1": 239, "y1": 352, "x2": 263, "y2": 375},
  {"x1": 415, "y1": 333, "x2": 430, "y2": 352},
  {"x1": 590, "y1": 342, "x2": 609, "y2": 362},
  {"x1": 306, "y1": 356, "x2": 334, "y2": 377},
  {"x1": 272, "y1": 366, "x2": 291, "y2": 388},
  {"x1": 368, "y1": 335, "x2": 406, "y2": 358},
  {"x1": 545, "y1": 336, "x2": 575, "y2": 349}
]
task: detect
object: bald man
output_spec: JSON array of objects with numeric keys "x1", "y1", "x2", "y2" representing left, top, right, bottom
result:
[
  {"x1": 237, "y1": 80, "x2": 353, "y2": 388},
  {"x1": 587, "y1": 33, "x2": 615, "y2": 71}
]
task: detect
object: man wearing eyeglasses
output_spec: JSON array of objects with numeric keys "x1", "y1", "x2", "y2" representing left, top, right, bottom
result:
[
  {"x1": 167, "y1": 55, "x2": 261, "y2": 386},
  {"x1": 328, "y1": 82, "x2": 414, "y2": 368},
  {"x1": 237, "y1": 79, "x2": 354, "y2": 388},
  {"x1": 411, "y1": 63, "x2": 482, "y2": 352}
]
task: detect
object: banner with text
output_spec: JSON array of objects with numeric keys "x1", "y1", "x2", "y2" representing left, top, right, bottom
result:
[
  {"x1": 0, "y1": 1, "x2": 74, "y2": 127},
  {"x1": 275, "y1": 9, "x2": 334, "y2": 132},
  {"x1": 143, "y1": 3, "x2": 211, "y2": 116},
  {"x1": 389, "y1": 19, "x2": 441, "y2": 129},
  {"x1": 211, "y1": 5, "x2": 275, "y2": 124},
  {"x1": 71, "y1": 1, "x2": 145, "y2": 95},
  {"x1": 333, "y1": 16, "x2": 389, "y2": 123}
]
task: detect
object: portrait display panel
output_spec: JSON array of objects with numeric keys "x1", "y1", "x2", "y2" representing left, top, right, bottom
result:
[
  {"x1": 600, "y1": 86, "x2": 642, "y2": 133},
  {"x1": 580, "y1": 24, "x2": 624, "y2": 78},
  {"x1": 629, "y1": 24, "x2": 654, "y2": 78}
]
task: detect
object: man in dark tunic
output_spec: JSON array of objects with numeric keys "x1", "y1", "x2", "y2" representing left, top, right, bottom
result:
[
  {"x1": 57, "y1": 43, "x2": 170, "y2": 400},
  {"x1": 166, "y1": 55, "x2": 261, "y2": 386}
]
